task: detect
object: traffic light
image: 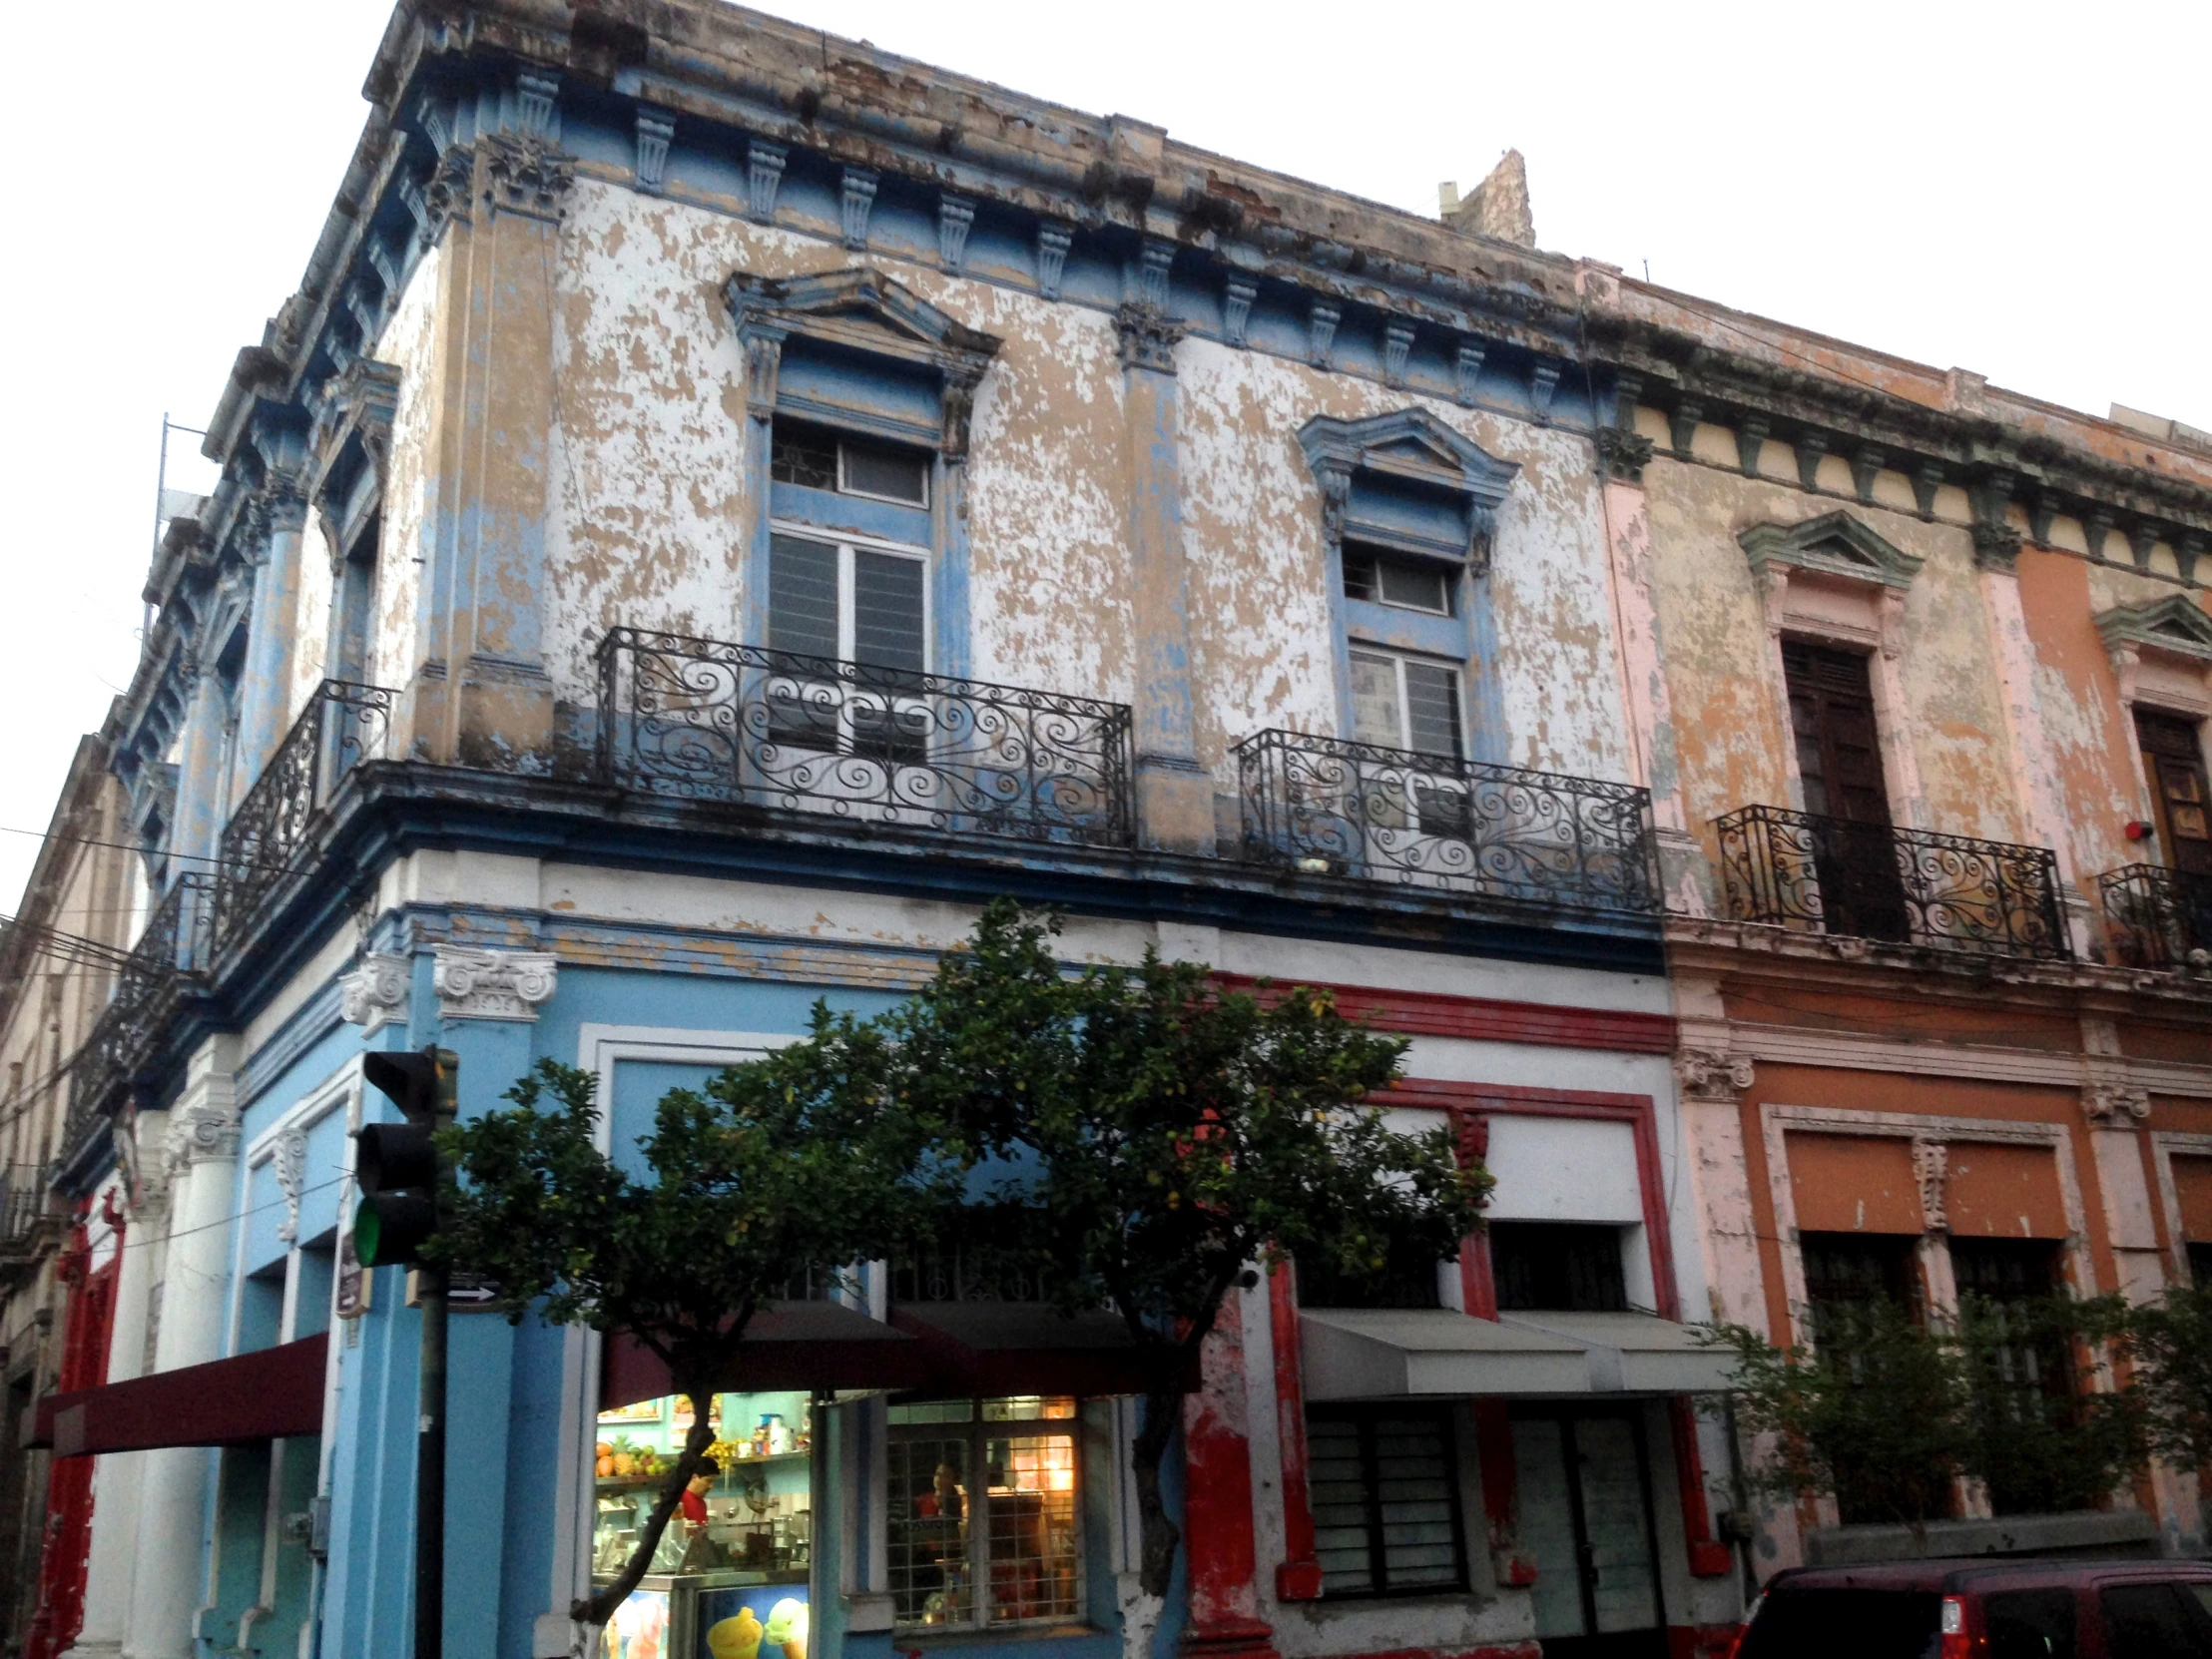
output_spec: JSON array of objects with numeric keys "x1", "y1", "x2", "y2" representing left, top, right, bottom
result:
[{"x1": 354, "y1": 1046, "x2": 457, "y2": 1269}]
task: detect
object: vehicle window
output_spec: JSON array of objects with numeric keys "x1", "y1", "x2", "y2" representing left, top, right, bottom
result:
[
  {"x1": 2100, "y1": 1583, "x2": 2212, "y2": 1658},
  {"x1": 1737, "y1": 1586, "x2": 1942, "y2": 1659},
  {"x1": 1985, "y1": 1588, "x2": 2075, "y2": 1659}
]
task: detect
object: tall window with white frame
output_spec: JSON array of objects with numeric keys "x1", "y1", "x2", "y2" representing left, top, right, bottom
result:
[{"x1": 766, "y1": 418, "x2": 932, "y2": 762}]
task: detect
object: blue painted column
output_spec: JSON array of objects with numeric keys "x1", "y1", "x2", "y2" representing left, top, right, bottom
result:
[
  {"x1": 167, "y1": 665, "x2": 228, "y2": 878},
  {"x1": 409, "y1": 128, "x2": 573, "y2": 775},
  {"x1": 1114, "y1": 305, "x2": 1216, "y2": 852},
  {"x1": 232, "y1": 452, "x2": 312, "y2": 784}
]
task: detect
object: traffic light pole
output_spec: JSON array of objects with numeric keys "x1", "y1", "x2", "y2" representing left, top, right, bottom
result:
[
  {"x1": 359, "y1": 1045, "x2": 458, "y2": 1659},
  {"x1": 415, "y1": 1257, "x2": 447, "y2": 1659}
]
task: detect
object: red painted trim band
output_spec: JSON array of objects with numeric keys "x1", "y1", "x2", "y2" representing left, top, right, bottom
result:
[{"x1": 1215, "y1": 974, "x2": 1676, "y2": 1055}]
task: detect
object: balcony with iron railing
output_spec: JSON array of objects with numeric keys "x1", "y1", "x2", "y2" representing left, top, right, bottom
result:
[
  {"x1": 210, "y1": 678, "x2": 394, "y2": 950},
  {"x1": 1714, "y1": 805, "x2": 2069, "y2": 961},
  {"x1": 2098, "y1": 863, "x2": 2212, "y2": 972},
  {"x1": 0, "y1": 1163, "x2": 53, "y2": 1259},
  {"x1": 1234, "y1": 729, "x2": 1661, "y2": 917},
  {"x1": 595, "y1": 628, "x2": 1137, "y2": 848},
  {"x1": 64, "y1": 873, "x2": 214, "y2": 1156}
]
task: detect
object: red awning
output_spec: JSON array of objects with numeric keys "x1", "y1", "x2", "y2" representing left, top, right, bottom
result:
[
  {"x1": 887, "y1": 1304, "x2": 1169, "y2": 1397},
  {"x1": 27, "y1": 1334, "x2": 328, "y2": 1457},
  {"x1": 601, "y1": 1300, "x2": 928, "y2": 1410}
]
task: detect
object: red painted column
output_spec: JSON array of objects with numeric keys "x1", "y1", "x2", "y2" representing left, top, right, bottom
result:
[
  {"x1": 24, "y1": 1204, "x2": 120, "y2": 1659},
  {"x1": 1179, "y1": 1293, "x2": 1279, "y2": 1659},
  {"x1": 1265, "y1": 1264, "x2": 1322, "y2": 1602}
]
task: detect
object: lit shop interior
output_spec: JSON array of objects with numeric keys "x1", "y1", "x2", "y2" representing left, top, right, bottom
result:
[{"x1": 596, "y1": 1388, "x2": 1082, "y2": 1659}]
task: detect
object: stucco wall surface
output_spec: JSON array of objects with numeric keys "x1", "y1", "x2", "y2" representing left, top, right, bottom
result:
[{"x1": 537, "y1": 177, "x2": 1628, "y2": 784}]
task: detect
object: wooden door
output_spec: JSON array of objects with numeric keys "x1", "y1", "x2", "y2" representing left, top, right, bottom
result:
[
  {"x1": 2136, "y1": 710, "x2": 2212, "y2": 877},
  {"x1": 1783, "y1": 642, "x2": 1909, "y2": 939}
]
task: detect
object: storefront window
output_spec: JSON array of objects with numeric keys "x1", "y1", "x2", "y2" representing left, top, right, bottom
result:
[
  {"x1": 595, "y1": 1388, "x2": 815, "y2": 1659},
  {"x1": 887, "y1": 1395, "x2": 1081, "y2": 1630}
]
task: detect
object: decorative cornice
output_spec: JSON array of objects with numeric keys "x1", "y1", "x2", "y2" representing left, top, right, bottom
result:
[
  {"x1": 747, "y1": 139, "x2": 786, "y2": 222},
  {"x1": 339, "y1": 951, "x2": 411, "y2": 1033},
  {"x1": 431, "y1": 945, "x2": 557, "y2": 1022},
  {"x1": 840, "y1": 167, "x2": 878, "y2": 249},
  {"x1": 635, "y1": 112, "x2": 674, "y2": 194}
]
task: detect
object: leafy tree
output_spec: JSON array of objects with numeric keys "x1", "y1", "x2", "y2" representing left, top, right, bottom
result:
[
  {"x1": 1712, "y1": 1291, "x2": 2147, "y2": 1533},
  {"x1": 435, "y1": 1016, "x2": 956, "y2": 1629},
  {"x1": 1710, "y1": 1303, "x2": 1967, "y2": 1529},
  {"x1": 878, "y1": 901, "x2": 1490, "y2": 1599},
  {"x1": 1954, "y1": 1291, "x2": 2145, "y2": 1516},
  {"x1": 2118, "y1": 1280, "x2": 2212, "y2": 1467}
]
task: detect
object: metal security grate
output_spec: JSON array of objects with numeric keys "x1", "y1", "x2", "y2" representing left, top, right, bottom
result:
[{"x1": 1307, "y1": 1407, "x2": 1466, "y2": 1597}]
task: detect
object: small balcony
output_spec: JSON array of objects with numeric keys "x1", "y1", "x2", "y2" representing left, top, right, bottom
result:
[
  {"x1": 594, "y1": 628, "x2": 1137, "y2": 848},
  {"x1": 1234, "y1": 729, "x2": 1661, "y2": 916},
  {"x1": 1715, "y1": 805, "x2": 2069, "y2": 960},
  {"x1": 211, "y1": 679, "x2": 394, "y2": 950},
  {"x1": 2098, "y1": 862, "x2": 2212, "y2": 970},
  {"x1": 66, "y1": 873, "x2": 214, "y2": 1148},
  {"x1": 0, "y1": 1164, "x2": 53, "y2": 1261}
]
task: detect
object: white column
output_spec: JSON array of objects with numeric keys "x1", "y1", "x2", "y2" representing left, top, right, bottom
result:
[
  {"x1": 123, "y1": 1043, "x2": 241, "y2": 1659},
  {"x1": 63, "y1": 1124, "x2": 166, "y2": 1659}
]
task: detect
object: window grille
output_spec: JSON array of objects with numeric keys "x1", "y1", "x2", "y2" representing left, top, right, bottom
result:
[{"x1": 1306, "y1": 1406, "x2": 1466, "y2": 1597}]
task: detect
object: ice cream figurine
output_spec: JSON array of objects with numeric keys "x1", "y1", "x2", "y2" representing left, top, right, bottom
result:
[
  {"x1": 706, "y1": 1608, "x2": 763, "y2": 1659},
  {"x1": 766, "y1": 1598, "x2": 809, "y2": 1659}
]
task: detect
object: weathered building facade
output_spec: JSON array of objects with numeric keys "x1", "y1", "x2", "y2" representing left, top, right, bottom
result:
[
  {"x1": 12, "y1": 3, "x2": 2211, "y2": 1659},
  {"x1": 0, "y1": 735, "x2": 140, "y2": 1659}
]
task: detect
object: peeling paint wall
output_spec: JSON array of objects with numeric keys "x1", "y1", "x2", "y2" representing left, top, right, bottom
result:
[
  {"x1": 535, "y1": 176, "x2": 1628, "y2": 785},
  {"x1": 370, "y1": 242, "x2": 442, "y2": 695},
  {"x1": 1641, "y1": 454, "x2": 2026, "y2": 852}
]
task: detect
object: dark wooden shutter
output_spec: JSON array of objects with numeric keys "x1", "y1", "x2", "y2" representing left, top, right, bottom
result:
[
  {"x1": 2136, "y1": 710, "x2": 2212, "y2": 876},
  {"x1": 1783, "y1": 642, "x2": 1891, "y2": 826}
]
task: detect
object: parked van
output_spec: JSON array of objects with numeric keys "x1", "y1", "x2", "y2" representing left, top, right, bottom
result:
[{"x1": 1732, "y1": 1559, "x2": 2212, "y2": 1658}]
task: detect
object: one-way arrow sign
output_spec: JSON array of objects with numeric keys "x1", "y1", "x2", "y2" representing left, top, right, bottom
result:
[{"x1": 447, "y1": 1272, "x2": 502, "y2": 1312}]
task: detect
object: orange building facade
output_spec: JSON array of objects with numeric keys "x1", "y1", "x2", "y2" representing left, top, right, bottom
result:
[{"x1": 1587, "y1": 309, "x2": 2212, "y2": 1567}]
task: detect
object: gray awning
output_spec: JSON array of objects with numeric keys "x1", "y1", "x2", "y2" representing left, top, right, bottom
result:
[
  {"x1": 1299, "y1": 1307, "x2": 1734, "y2": 1400},
  {"x1": 1299, "y1": 1309, "x2": 1590, "y2": 1399},
  {"x1": 1497, "y1": 1312, "x2": 1737, "y2": 1394}
]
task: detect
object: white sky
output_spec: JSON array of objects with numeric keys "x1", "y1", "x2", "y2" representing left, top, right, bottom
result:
[{"x1": 2, "y1": 0, "x2": 2205, "y2": 915}]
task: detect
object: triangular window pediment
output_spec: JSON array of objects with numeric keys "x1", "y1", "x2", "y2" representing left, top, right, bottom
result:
[
  {"x1": 1298, "y1": 408, "x2": 1521, "y2": 574},
  {"x1": 1740, "y1": 511, "x2": 1923, "y2": 592},
  {"x1": 2098, "y1": 595, "x2": 2212, "y2": 665},
  {"x1": 725, "y1": 267, "x2": 1001, "y2": 377}
]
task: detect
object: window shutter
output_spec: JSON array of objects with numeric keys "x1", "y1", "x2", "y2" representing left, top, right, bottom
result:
[
  {"x1": 852, "y1": 551, "x2": 926, "y2": 674},
  {"x1": 769, "y1": 534, "x2": 840, "y2": 659}
]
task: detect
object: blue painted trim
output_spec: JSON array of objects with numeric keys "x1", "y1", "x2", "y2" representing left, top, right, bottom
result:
[
  {"x1": 934, "y1": 454, "x2": 973, "y2": 680},
  {"x1": 238, "y1": 976, "x2": 348, "y2": 1106},
  {"x1": 1342, "y1": 600, "x2": 1465, "y2": 661},
  {"x1": 768, "y1": 481, "x2": 932, "y2": 549}
]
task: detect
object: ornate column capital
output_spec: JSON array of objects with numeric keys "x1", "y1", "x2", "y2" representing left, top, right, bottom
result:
[
  {"x1": 1595, "y1": 426, "x2": 1656, "y2": 485},
  {"x1": 432, "y1": 945, "x2": 558, "y2": 1022},
  {"x1": 163, "y1": 1106, "x2": 240, "y2": 1178},
  {"x1": 2082, "y1": 1082, "x2": 2151, "y2": 1127},
  {"x1": 1673, "y1": 1048, "x2": 1755, "y2": 1104},
  {"x1": 339, "y1": 952, "x2": 412, "y2": 1033},
  {"x1": 1114, "y1": 302, "x2": 1186, "y2": 373}
]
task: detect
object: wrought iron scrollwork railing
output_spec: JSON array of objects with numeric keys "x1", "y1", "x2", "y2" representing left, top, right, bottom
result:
[
  {"x1": 64, "y1": 873, "x2": 214, "y2": 1154},
  {"x1": 211, "y1": 679, "x2": 393, "y2": 949},
  {"x1": 1715, "y1": 805, "x2": 2069, "y2": 960},
  {"x1": 2098, "y1": 862, "x2": 2212, "y2": 971},
  {"x1": 1234, "y1": 729, "x2": 1661, "y2": 916},
  {"x1": 0, "y1": 1164, "x2": 52, "y2": 1251},
  {"x1": 595, "y1": 628, "x2": 1137, "y2": 848}
]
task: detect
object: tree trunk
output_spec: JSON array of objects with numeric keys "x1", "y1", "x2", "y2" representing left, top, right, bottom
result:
[
  {"x1": 575, "y1": 1387, "x2": 717, "y2": 1628},
  {"x1": 1129, "y1": 1382, "x2": 1185, "y2": 1599}
]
